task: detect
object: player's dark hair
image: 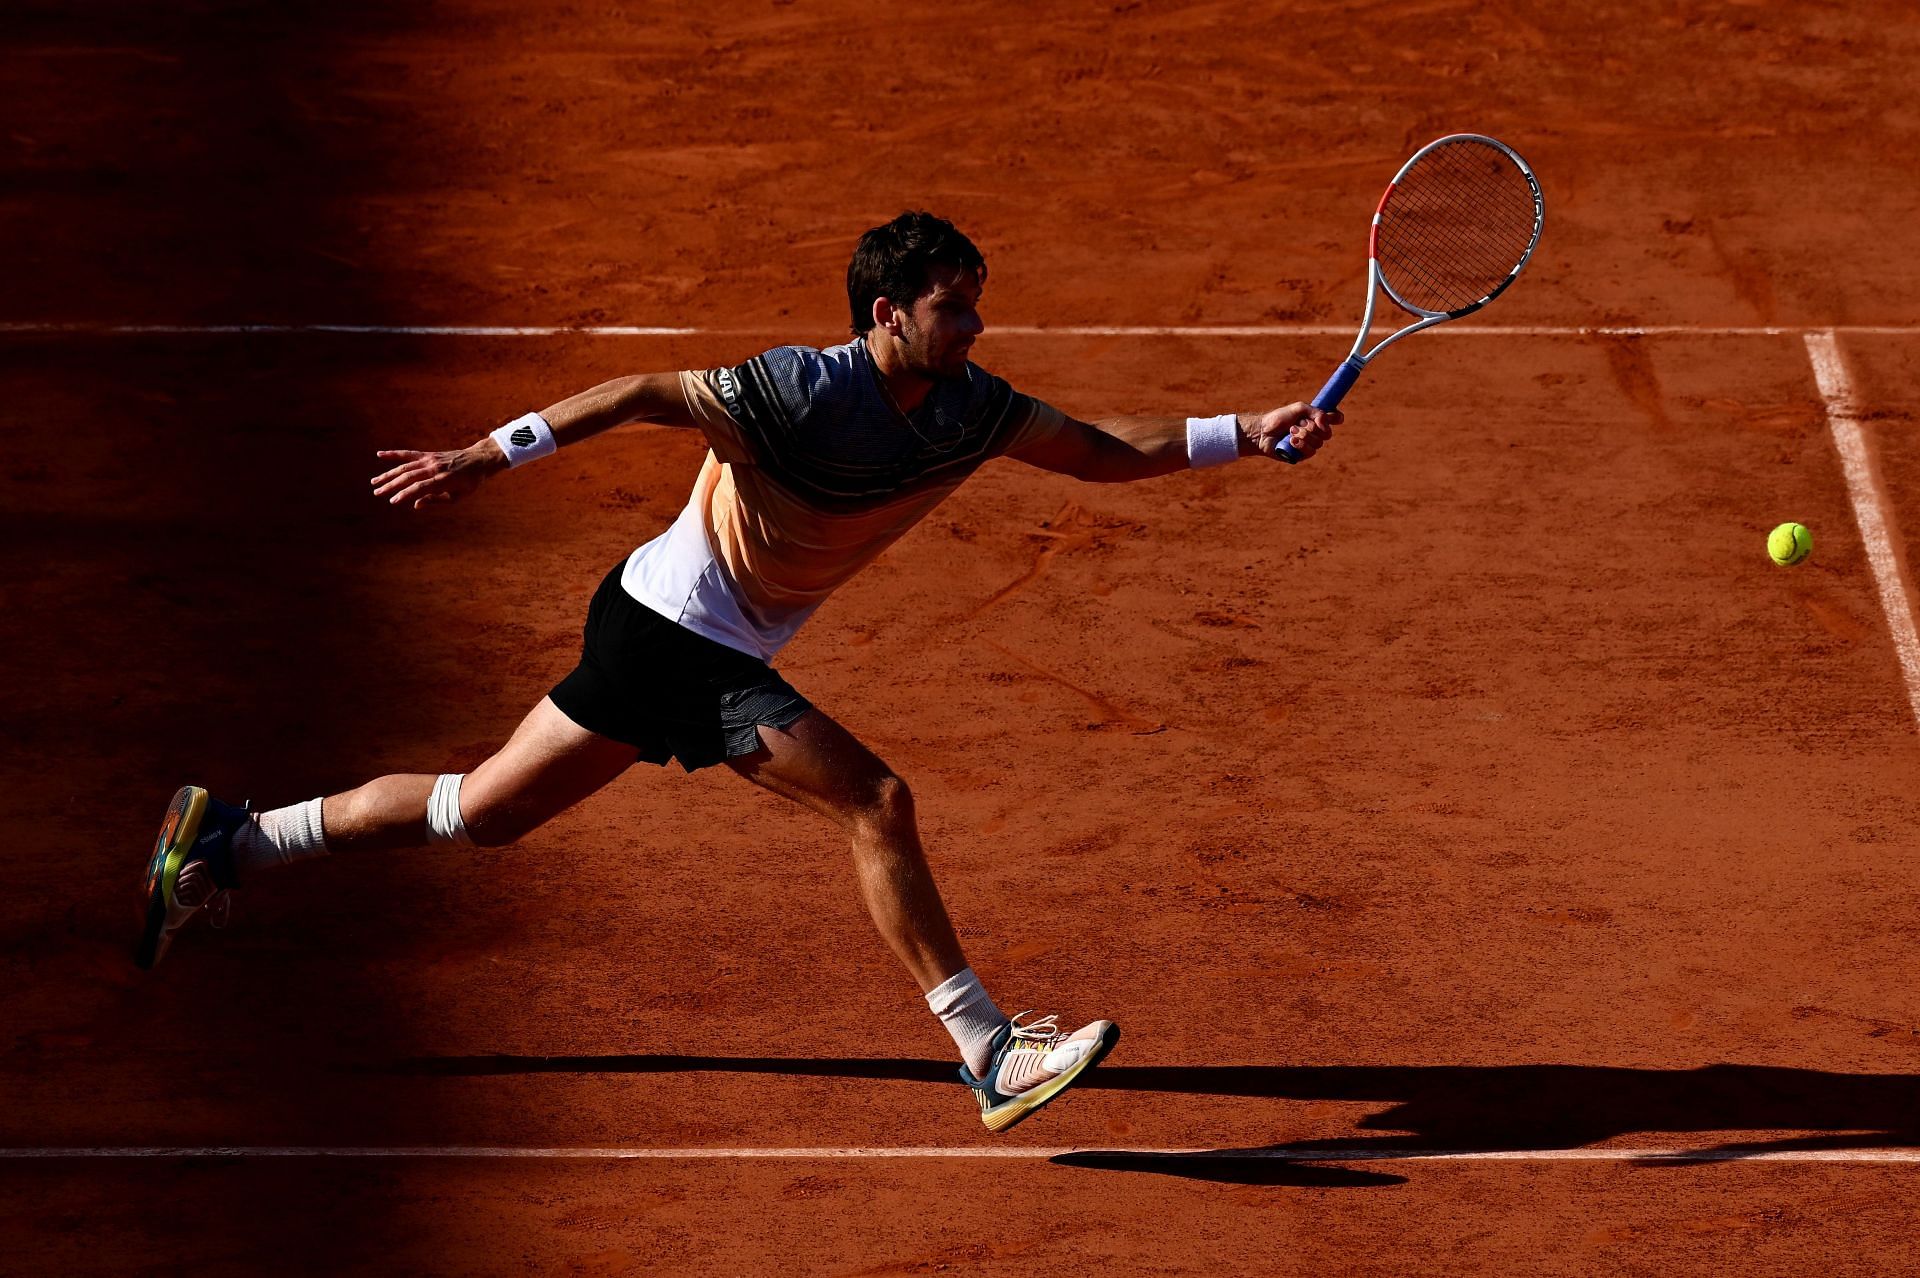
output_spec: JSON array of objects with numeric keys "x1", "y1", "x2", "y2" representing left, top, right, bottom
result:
[{"x1": 846, "y1": 211, "x2": 986, "y2": 336}]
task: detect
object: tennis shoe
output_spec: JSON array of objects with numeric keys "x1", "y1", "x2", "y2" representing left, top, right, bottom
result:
[
  {"x1": 958, "y1": 1011, "x2": 1119, "y2": 1133},
  {"x1": 136, "y1": 785, "x2": 249, "y2": 970}
]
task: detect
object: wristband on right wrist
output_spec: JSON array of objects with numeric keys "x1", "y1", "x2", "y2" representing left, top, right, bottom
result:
[{"x1": 1185, "y1": 413, "x2": 1242, "y2": 469}]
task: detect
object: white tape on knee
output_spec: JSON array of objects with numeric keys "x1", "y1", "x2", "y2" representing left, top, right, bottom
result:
[{"x1": 426, "y1": 773, "x2": 474, "y2": 847}]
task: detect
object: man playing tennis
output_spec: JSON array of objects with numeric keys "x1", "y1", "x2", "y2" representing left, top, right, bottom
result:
[{"x1": 138, "y1": 211, "x2": 1339, "y2": 1133}]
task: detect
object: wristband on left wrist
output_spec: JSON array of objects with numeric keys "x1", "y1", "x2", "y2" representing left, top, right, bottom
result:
[{"x1": 488, "y1": 411, "x2": 557, "y2": 468}]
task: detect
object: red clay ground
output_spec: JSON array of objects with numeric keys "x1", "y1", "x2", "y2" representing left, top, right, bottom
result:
[{"x1": 5, "y1": 2, "x2": 1920, "y2": 1274}]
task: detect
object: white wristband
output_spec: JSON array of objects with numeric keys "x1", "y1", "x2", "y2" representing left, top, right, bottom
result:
[
  {"x1": 490, "y1": 412, "x2": 557, "y2": 467},
  {"x1": 1185, "y1": 413, "x2": 1242, "y2": 469}
]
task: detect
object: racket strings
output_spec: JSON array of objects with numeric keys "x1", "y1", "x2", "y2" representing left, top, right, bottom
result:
[{"x1": 1375, "y1": 140, "x2": 1538, "y2": 315}]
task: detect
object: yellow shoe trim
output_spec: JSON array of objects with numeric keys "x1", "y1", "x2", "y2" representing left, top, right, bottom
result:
[{"x1": 976, "y1": 1026, "x2": 1118, "y2": 1134}]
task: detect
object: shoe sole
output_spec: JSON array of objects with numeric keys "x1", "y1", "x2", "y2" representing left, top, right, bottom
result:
[
  {"x1": 980, "y1": 1022, "x2": 1121, "y2": 1134},
  {"x1": 136, "y1": 785, "x2": 208, "y2": 970}
]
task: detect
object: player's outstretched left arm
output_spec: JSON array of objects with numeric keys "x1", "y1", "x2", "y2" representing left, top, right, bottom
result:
[
  {"x1": 1009, "y1": 403, "x2": 1340, "y2": 483},
  {"x1": 371, "y1": 372, "x2": 703, "y2": 509}
]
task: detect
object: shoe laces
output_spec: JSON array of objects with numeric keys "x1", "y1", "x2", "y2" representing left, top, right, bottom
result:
[
  {"x1": 1006, "y1": 1011, "x2": 1065, "y2": 1049},
  {"x1": 176, "y1": 861, "x2": 234, "y2": 929}
]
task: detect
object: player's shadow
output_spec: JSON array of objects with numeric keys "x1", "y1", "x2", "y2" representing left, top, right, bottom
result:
[
  {"x1": 1044, "y1": 1148, "x2": 1406, "y2": 1187},
  {"x1": 387, "y1": 1055, "x2": 1920, "y2": 1185}
]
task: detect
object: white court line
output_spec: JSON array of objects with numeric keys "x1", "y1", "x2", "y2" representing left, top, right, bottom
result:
[
  {"x1": 3, "y1": 1144, "x2": 1920, "y2": 1162},
  {"x1": 0, "y1": 323, "x2": 703, "y2": 337},
  {"x1": 1804, "y1": 331, "x2": 1920, "y2": 733},
  {"x1": 1, "y1": 322, "x2": 1919, "y2": 338}
]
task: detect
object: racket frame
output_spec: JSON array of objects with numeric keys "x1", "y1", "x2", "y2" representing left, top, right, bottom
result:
[{"x1": 1278, "y1": 133, "x2": 1543, "y2": 460}]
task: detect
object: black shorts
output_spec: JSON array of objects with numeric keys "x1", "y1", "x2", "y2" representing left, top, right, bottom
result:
[{"x1": 549, "y1": 561, "x2": 813, "y2": 771}]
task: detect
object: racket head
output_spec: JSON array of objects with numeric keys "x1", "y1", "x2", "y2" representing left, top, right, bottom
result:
[{"x1": 1369, "y1": 134, "x2": 1543, "y2": 320}]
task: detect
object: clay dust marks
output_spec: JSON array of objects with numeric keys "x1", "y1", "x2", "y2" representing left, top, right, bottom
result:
[
  {"x1": 978, "y1": 637, "x2": 1163, "y2": 736},
  {"x1": 962, "y1": 502, "x2": 1104, "y2": 620},
  {"x1": 1597, "y1": 333, "x2": 1673, "y2": 431},
  {"x1": 1704, "y1": 219, "x2": 1780, "y2": 324},
  {"x1": 962, "y1": 502, "x2": 1163, "y2": 732}
]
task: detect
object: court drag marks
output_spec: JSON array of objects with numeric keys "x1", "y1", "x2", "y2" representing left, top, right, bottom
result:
[{"x1": 8, "y1": 331, "x2": 1920, "y2": 1274}]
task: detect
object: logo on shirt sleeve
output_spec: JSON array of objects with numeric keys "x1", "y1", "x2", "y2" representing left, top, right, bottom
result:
[{"x1": 715, "y1": 366, "x2": 742, "y2": 415}]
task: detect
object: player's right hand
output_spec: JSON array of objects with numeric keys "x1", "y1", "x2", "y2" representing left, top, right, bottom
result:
[
  {"x1": 371, "y1": 441, "x2": 505, "y2": 509},
  {"x1": 1246, "y1": 403, "x2": 1341, "y2": 462}
]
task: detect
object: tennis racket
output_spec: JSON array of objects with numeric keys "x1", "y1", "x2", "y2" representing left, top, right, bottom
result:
[{"x1": 1276, "y1": 133, "x2": 1544, "y2": 462}]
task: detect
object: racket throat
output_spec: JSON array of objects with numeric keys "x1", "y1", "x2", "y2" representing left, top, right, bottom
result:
[{"x1": 1311, "y1": 355, "x2": 1368, "y2": 412}]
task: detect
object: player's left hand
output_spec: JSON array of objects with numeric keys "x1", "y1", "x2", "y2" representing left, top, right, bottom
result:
[
  {"x1": 1243, "y1": 403, "x2": 1341, "y2": 462},
  {"x1": 370, "y1": 442, "x2": 504, "y2": 509}
]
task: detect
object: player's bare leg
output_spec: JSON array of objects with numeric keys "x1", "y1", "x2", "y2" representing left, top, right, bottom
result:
[
  {"x1": 138, "y1": 697, "x2": 633, "y2": 967},
  {"x1": 727, "y1": 707, "x2": 966, "y2": 993},
  {"x1": 323, "y1": 697, "x2": 636, "y2": 852},
  {"x1": 728, "y1": 707, "x2": 1118, "y2": 1130}
]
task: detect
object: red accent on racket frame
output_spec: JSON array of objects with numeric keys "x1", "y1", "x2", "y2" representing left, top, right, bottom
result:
[{"x1": 1367, "y1": 182, "x2": 1395, "y2": 258}]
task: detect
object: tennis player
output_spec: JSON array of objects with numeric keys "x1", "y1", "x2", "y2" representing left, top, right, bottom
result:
[{"x1": 138, "y1": 211, "x2": 1339, "y2": 1132}]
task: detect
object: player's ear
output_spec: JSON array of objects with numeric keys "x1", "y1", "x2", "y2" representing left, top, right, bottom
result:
[{"x1": 872, "y1": 296, "x2": 902, "y2": 337}]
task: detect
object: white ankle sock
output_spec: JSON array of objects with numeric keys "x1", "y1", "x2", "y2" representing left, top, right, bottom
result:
[
  {"x1": 926, "y1": 967, "x2": 1007, "y2": 1078},
  {"x1": 231, "y1": 797, "x2": 329, "y2": 877}
]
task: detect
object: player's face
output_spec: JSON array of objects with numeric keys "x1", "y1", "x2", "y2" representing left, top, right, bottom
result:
[{"x1": 899, "y1": 267, "x2": 985, "y2": 380}]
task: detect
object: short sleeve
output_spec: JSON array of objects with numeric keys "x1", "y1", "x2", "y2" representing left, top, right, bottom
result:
[
  {"x1": 692, "y1": 346, "x2": 851, "y2": 467},
  {"x1": 679, "y1": 370, "x2": 758, "y2": 465},
  {"x1": 995, "y1": 391, "x2": 1070, "y2": 458}
]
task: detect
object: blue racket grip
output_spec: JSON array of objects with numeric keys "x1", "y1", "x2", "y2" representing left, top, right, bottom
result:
[
  {"x1": 1311, "y1": 356, "x2": 1365, "y2": 411},
  {"x1": 1274, "y1": 357, "x2": 1364, "y2": 463}
]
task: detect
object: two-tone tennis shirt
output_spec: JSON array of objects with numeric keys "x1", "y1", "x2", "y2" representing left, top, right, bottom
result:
[{"x1": 622, "y1": 338, "x2": 1068, "y2": 660}]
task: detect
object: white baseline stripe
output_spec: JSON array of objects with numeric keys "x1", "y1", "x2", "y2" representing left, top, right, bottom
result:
[
  {"x1": 1804, "y1": 331, "x2": 1920, "y2": 733},
  {"x1": 0, "y1": 323, "x2": 701, "y2": 337},
  {"x1": 4, "y1": 1145, "x2": 1920, "y2": 1163},
  {"x1": 1, "y1": 322, "x2": 1919, "y2": 339}
]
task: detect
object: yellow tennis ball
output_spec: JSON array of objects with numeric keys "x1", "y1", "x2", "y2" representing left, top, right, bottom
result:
[{"x1": 1768, "y1": 522, "x2": 1812, "y2": 566}]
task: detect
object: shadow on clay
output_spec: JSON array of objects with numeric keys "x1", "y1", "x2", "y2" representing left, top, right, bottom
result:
[
  {"x1": 384, "y1": 1055, "x2": 1920, "y2": 1184},
  {"x1": 1047, "y1": 1150, "x2": 1406, "y2": 1188}
]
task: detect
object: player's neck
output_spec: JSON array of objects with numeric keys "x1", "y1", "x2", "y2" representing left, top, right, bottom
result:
[{"x1": 863, "y1": 334, "x2": 934, "y2": 417}]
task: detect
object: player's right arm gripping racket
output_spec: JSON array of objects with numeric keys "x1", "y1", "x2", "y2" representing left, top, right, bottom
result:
[{"x1": 1276, "y1": 133, "x2": 1544, "y2": 462}]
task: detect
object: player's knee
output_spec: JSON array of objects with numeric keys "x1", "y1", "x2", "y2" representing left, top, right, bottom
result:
[{"x1": 854, "y1": 772, "x2": 914, "y2": 833}]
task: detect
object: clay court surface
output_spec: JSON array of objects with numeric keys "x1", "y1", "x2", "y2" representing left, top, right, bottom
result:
[{"x1": 7, "y1": 1, "x2": 1920, "y2": 1273}]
